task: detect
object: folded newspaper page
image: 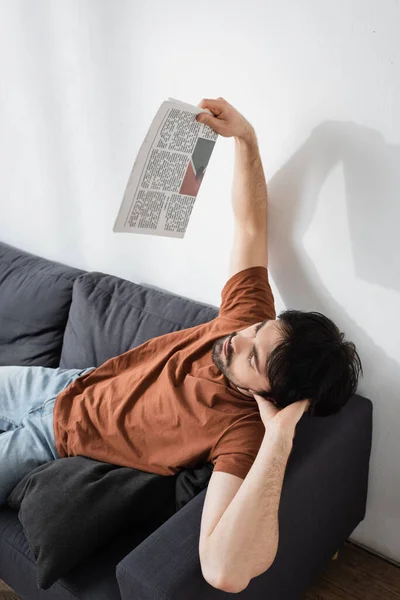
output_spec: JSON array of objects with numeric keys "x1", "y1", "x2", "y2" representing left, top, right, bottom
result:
[{"x1": 113, "y1": 97, "x2": 218, "y2": 238}]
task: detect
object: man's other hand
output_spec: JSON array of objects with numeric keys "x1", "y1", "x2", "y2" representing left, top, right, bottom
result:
[{"x1": 250, "y1": 391, "x2": 311, "y2": 441}]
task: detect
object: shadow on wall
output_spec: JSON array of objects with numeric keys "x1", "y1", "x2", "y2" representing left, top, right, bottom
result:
[{"x1": 267, "y1": 120, "x2": 400, "y2": 535}]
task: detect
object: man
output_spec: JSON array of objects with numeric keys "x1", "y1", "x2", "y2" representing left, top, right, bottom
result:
[{"x1": 0, "y1": 98, "x2": 362, "y2": 592}]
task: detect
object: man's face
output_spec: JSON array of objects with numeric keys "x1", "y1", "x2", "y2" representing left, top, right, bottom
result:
[{"x1": 211, "y1": 318, "x2": 284, "y2": 398}]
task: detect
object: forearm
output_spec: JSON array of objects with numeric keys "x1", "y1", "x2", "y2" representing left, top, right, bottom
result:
[
  {"x1": 205, "y1": 428, "x2": 293, "y2": 592},
  {"x1": 232, "y1": 129, "x2": 268, "y2": 231}
]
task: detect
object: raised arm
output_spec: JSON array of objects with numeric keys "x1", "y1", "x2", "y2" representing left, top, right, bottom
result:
[{"x1": 196, "y1": 98, "x2": 269, "y2": 278}]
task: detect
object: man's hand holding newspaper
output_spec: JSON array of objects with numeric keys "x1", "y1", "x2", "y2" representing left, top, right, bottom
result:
[
  {"x1": 113, "y1": 96, "x2": 254, "y2": 239},
  {"x1": 196, "y1": 97, "x2": 255, "y2": 143}
]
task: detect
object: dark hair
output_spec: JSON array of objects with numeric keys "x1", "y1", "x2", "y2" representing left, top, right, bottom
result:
[{"x1": 256, "y1": 310, "x2": 363, "y2": 417}]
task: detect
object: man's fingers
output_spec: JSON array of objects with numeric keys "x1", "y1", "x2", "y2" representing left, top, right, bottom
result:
[
  {"x1": 251, "y1": 391, "x2": 279, "y2": 414},
  {"x1": 283, "y1": 399, "x2": 310, "y2": 425},
  {"x1": 196, "y1": 113, "x2": 220, "y2": 128},
  {"x1": 296, "y1": 399, "x2": 311, "y2": 421},
  {"x1": 198, "y1": 98, "x2": 224, "y2": 115}
]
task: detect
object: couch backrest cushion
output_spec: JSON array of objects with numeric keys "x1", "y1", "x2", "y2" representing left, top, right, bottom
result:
[
  {"x1": 59, "y1": 272, "x2": 219, "y2": 369},
  {"x1": 0, "y1": 241, "x2": 84, "y2": 367}
]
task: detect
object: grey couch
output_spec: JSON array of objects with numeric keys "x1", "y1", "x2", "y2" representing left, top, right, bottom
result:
[{"x1": 0, "y1": 239, "x2": 373, "y2": 600}]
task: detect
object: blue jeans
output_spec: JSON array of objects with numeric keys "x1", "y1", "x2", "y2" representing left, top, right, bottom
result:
[{"x1": 0, "y1": 365, "x2": 96, "y2": 506}]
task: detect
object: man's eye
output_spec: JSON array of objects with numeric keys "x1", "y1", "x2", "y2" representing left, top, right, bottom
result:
[
  {"x1": 248, "y1": 324, "x2": 261, "y2": 367},
  {"x1": 248, "y1": 348, "x2": 254, "y2": 367}
]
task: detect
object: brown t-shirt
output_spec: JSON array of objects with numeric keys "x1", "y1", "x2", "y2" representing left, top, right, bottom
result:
[{"x1": 53, "y1": 266, "x2": 276, "y2": 480}]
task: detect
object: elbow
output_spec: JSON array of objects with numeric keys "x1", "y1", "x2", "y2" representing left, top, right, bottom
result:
[
  {"x1": 202, "y1": 560, "x2": 275, "y2": 594},
  {"x1": 200, "y1": 542, "x2": 276, "y2": 593},
  {"x1": 217, "y1": 575, "x2": 251, "y2": 594},
  {"x1": 200, "y1": 558, "x2": 250, "y2": 594},
  {"x1": 200, "y1": 555, "x2": 226, "y2": 592},
  {"x1": 200, "y1": 555, "x2": 230, "y2": 592},
  {"x1": 203, "y1": 571, "x2": 249, "y2": 594}
]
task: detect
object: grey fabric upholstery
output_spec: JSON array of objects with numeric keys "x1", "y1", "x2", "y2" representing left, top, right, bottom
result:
[
  {"x1": 0, "y1": 241, "x2": 84, "y2": 367},
  {"x1": 0, "y1": 240, "x2": 373, "y2": 600},
  {"x1": 59, "y1": 271, "x2": 218, "y2": 369}
]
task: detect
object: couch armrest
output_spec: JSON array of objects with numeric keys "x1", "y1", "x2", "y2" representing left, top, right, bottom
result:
[
  {"x1": 261, "y1": 393, "x2": 373, "y2": 598},
  {"x1": 116, "y1": 394, "x2": 373, "y2": 600},
  {"x1": 116, "y1": 487, "x2": 219, "y2": 600}
]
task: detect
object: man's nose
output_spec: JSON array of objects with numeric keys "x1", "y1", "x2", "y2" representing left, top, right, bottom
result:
[{"x1": 231, "y1": 334, "x2": 250, "y2": 354}]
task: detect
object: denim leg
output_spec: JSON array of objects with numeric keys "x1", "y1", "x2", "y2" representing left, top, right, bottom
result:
[
  {"x1": 0, "y1": 365, "x2": 95, "y2": 431},
  {"x1": 0, "y1": 365, "x2": 96, "y2": 505},
  {"x1": 0, "y1": 397, "x2": 61, "y2": 505}
]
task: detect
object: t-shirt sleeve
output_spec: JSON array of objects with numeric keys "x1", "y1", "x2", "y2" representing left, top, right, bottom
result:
[
  {"x1": 209, "y1": 413, "x2": 266, "y2": 480},
  {"x1": 219, "y1": 266, "x2": 276, "y2": 325}
]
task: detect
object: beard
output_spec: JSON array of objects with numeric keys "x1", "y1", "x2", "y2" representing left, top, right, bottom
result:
[
  {"x1": 211, "y1": 335, "x2": 255, "y2": 398},
  {"x1": 211, "y1": 335, "x2": 229, "y2": 377}
]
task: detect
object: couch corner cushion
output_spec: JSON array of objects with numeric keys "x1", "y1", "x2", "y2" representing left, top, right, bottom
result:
[{"x1": 0, "y1": 240, "x2": 85, "y2": 367}]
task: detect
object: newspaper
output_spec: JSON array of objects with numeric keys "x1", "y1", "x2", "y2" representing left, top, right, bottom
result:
[{"x1": 113, "y1": 98, "x2": 218, "y2": 238}]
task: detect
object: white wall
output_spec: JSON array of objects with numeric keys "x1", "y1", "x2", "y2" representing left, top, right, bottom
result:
[{"x1": 1, "y1": 0, "x2": 399, "y2": 564}]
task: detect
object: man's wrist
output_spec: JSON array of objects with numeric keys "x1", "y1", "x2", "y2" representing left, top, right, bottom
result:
[
  {"x1": 263, "y1": 423, "x2": 295, "y2": 449},
  {"x1": 234, "y1": 123, "x2": 257, "y2": 147}
]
